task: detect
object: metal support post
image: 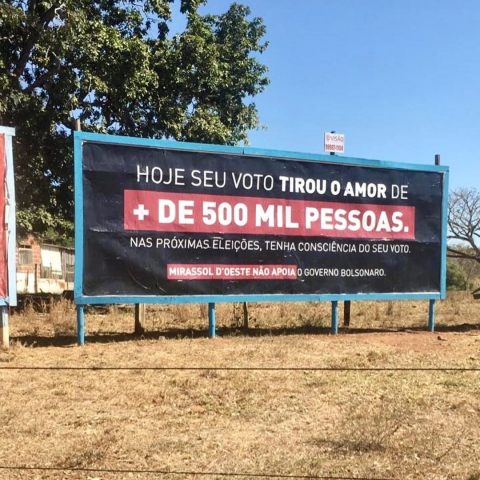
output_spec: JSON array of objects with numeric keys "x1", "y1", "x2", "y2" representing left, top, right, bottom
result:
[
  {"x1": 429, "y1": 153, "x2": 441, "y2": 333},
  {"x1": 329, "y1": 131, "x2": 349, "y2": 331},
  {"x1": 331, "y1": 301, "x2": 339, "y2": 335},
  {"x1": 428, "y1": 300, "x2": 435, "y2": 332},
  {"x1": 208, "y1": 303, "x2": 216, "y2": 338}
]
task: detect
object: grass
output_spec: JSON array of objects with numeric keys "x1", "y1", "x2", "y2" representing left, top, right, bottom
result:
[{"x1": 0, "y1": 291, "x2": 479, "y2": 479}]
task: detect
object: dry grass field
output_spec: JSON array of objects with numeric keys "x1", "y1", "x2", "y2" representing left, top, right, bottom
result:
[{"x1": 1, "y1": 292, "x2": 479, "y2": 480}]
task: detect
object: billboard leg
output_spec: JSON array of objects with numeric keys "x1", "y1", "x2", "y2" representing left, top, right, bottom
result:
[
  {"x1": 428, "y1": 300, "x2": 435, "y2": 332},
  {"x1": 343, "y1": 300, "x2": 351, "y2": 326},
  {"x1": 77, "y1": 305, "x2": 85, "y2": 345},
  {"x1": 208, "y1": 303, "x2": 216, "y2": 338},
  {"x1": 243, "y1": 302, "x2": 249, "y2": 329},
  {"x1": 134, "y1": 304, "x2": 146, "y2": 334},
  {"x1": 331, "y1": 301, "x2": 338, "y2": 335},
  {"x1": 0, "y1": 306, "x2": 9, "y2": 348}
]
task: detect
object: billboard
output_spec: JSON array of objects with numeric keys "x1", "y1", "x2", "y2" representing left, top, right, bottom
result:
[
  {"x1": 0, "y1": 134, "x2": 7, "y2": 298},
  {"x1": 0, "y1": 126, "x2": 16, "y2": 309},
  {"x1": 75, "y1": 132, "x2": 448, "y2": 304}
]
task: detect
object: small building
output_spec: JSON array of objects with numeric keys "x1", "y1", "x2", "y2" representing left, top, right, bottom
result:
[{"x1": 16, "y1": 236, "x2": 74, "y2": 296}]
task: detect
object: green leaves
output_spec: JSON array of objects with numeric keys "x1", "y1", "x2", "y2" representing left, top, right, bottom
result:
[{"x1": 0, "y1": 0, "x2": 269, "y2": 239}]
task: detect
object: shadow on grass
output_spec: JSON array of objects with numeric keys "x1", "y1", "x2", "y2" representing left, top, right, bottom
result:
[{"x1": 10, "y1": 322, "x2": 480, "y2": 348}]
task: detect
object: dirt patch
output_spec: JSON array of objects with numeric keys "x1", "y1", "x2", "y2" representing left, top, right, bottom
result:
[{"x1": 346, "y1": 330, "x2": 480, "y2": 354}]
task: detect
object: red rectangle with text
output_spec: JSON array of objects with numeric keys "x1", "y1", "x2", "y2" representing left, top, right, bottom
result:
[
  {"x1": 167, "y1": 264, "x2": 298, "y2": 280},
  {"x1": 124, "y1": 190, "x2": 415, "y2": 240}
]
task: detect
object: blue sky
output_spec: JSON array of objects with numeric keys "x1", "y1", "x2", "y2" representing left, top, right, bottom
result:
[{"x1": 190, "y1": 0, "x2": 480, "y2": 191}]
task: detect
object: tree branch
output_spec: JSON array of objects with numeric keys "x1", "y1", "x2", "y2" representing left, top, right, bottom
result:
[
  {"x1": 447, "y1": 246, "x2": 480, "y2": 263},
  {"x1": 23, "y1": 53, "x2": 62, "y2": 93},
  {"x1": 12, "y1": 2, "x2": 64, "y2": 81},
  {"x1": 448, "y1": 188, "x2": 480, "y2": 263}
]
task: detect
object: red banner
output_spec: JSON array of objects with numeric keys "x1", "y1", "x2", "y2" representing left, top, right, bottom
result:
[
  {"x1": 124, "y1": 189, "x2": 415, "y2": 240},
  {"x1": 167, "y1": 264, "x2": 298, "y2": 280},
  {"x1": 0, "y1": 134, "x2": 7, "y2": 298}
]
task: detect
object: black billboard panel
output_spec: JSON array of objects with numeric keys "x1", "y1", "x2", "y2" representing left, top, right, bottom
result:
[{"x1": 76, "y1": 133, "x2": 448, "y2": 302}]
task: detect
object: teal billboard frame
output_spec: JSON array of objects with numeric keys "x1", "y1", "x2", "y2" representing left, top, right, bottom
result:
[{"x1": 74, "y1": 131, "x2": 449, "y2": 343}]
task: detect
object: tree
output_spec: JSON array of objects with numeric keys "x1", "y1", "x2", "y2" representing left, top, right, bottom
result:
[
  {"x1": 448, "y1": 188, "x2": 480, "y2": 264},
  {"x1": 446, "y1": 258, "x2": 479, "y2": 291},
  {"x1": 0, "y1": 0, "x2": 269, "y2": 240}
]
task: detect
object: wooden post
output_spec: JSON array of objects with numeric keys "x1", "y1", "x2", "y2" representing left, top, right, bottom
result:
[
  {"x1": 343, "y1": 300, "x2": 351, "y2": 327},
  {"x1": 0, "y1": 306, "x2": 9, "y2": 348},
  {"x1": 329, "y1": 130, "x2": 336, "y2": 156},
  {"x1": 134, "y1": 304, "x2": 146, "y2": 334},
  {"x1": 243, "y1": 302, "x2": 249, "y2": 329},
  {"x1": 34, "y1": 263, "x2": 38, "y2": 294}
]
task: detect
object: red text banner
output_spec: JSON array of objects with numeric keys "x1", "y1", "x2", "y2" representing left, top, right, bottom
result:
[
  {"x1": 124, "y1": 189, "x2": 415, "y2": 240},
  {"x1": 167, "y1": 264, "x2": 298, "y2": 280}
]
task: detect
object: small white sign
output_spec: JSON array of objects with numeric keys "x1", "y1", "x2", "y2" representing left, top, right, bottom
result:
[{"x1": 324, "y1": 132, "x2": 344, "y2": 154}]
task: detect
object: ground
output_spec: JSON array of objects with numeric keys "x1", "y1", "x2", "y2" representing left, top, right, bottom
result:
[{"x1": 0, "y1": 292, "x2": 479, "y2": 480}]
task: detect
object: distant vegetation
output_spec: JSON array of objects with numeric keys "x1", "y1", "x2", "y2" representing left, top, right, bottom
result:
[
  {"x1": 447, "y1": 188, "x2": 480, "y2": 290},
  {"x1": 447, "y1": 258, "x2": 479, "y2": 291}
]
